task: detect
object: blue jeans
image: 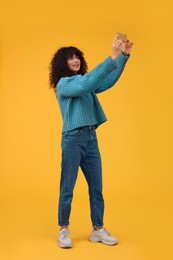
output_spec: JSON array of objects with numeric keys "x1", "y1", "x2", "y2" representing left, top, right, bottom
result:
[{"x1": 58, "y1": 125, "x2": 104, "y2": 227}]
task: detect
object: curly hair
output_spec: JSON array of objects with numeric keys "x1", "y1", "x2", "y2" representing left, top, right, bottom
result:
[{"x1": 49, "y1": 46, "x2": 88, "y2": 91}]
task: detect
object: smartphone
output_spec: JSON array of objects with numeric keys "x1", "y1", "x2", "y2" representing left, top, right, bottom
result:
[{"x1": 116, "y1": 32, "x2": 128, "y2": 42}]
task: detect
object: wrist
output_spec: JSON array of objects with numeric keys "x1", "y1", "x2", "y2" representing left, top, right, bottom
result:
[
  {"x1": 121, "y1": 51, "x2": 129, "y2": 56},
  {"x1": 121, "y1": 51, "x2": 130, "y2": 56},
  {"x1": 111, "y1": 54, "x2": 119, "y2": 61}
]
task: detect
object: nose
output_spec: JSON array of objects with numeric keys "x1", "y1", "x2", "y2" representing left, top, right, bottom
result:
[{"x1": 74, "y1": 57, "x2": 78, "y2": 62}]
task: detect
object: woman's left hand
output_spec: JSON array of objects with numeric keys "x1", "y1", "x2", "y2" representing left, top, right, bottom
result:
[{"x1": 121, "y1": 40, "x2": 133, "y2": 55}]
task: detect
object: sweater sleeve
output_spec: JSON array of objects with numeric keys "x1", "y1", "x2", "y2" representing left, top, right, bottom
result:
[
  {"x1": 94, "y1": 52, "x2": 130, "y2": 94},
  {"x1": 57, "y1": 56, "x2": 118, "y2": 97}
]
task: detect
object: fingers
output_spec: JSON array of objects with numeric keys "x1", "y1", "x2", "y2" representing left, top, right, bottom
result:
[
  {"x1": 112, "y1": 37, "x2": 132, "y2": 48},
  {"x1": 113, "y1": 35, "x2": 133, "y2": 45},
  {"x1": 112, "y1": 38, "x2": 124, "y2": 48},
  {"x1": 112, "y1": 36, "x2": 118, "y2": 45},
  {"x1": 111, "y1": 36, "x2": 133, "y2": 59},
  {"x1": 123, "y1": 41, "x2": 133, "y2": 49},
  {"x1": 126, "y1": 41, "x2": 133, "y2": 46}
]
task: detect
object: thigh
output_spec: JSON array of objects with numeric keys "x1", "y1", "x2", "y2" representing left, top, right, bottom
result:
[
  {"x1": 80, "y1": 136, "x2": 102, "y2": 190},
  {"x1": 61, "y1": 130, "x2": 82, "y2": 167}
]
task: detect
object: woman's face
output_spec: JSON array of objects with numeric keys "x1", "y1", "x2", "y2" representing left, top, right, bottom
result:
[{"x1": 67, "y1": 54, "x2": 81, "y2": 73}]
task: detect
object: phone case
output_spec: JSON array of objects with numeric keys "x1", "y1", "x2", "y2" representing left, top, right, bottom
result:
[{"x1": 117, "y1": 32, "x2": 128, "y2": 42}]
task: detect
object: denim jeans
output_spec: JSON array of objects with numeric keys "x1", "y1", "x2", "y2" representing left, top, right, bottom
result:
[{"x1": 58, "y1": 125, "x2": 104, "y2": 227}]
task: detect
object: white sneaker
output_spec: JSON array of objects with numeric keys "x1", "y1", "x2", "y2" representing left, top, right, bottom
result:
[
  {"x1": 58, "y1": 228, "x2": 72, "y2": 248},
  {"x1": 89, "y1": 228, "x2": 118, "y2": 245}
]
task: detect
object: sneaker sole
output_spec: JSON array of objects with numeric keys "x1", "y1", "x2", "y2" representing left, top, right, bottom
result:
[
  {"x1": 58, "y1": 242, "x2": 72, "y2": 248},
  {"x1": 89, "y1": 237, "x2": 118, "y2": 246}
]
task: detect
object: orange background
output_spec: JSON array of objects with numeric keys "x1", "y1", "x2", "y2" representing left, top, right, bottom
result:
[{"x1": 0, "y1": 0, "x2": 173, "y2": 259}]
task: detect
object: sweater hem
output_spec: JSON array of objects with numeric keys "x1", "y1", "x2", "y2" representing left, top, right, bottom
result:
[{"x1": 62, "y1": 120, "x2": 107, "y2": 133}]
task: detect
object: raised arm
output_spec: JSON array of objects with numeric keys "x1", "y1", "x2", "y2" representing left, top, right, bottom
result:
[
  {"x1": 57, "y1": 38, "x2": 126, "y2": 98},
  {"x1": 95, "y1": 52, "x2": 130, "y2": 94},
  {"x1": 95, "y1": 38, "x2": 133, "y2": 94}
]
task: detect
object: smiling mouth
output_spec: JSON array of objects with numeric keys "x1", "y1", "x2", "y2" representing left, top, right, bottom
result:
[{"x1": 73, "y1": 64, "x2": 80, "y2": 68}]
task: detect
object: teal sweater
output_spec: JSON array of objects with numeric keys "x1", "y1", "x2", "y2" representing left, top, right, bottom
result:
[{"x1": 56, "y1": 52, "x2": 130, "y2": 133}]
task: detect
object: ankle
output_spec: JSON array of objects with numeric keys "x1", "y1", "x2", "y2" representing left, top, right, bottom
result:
[
  {"x1": 94, "y1": 226, "x2": 103, "y2": 231},
  {"x1": 60, "y1": 226, "x2": 68, "y2": 230}
]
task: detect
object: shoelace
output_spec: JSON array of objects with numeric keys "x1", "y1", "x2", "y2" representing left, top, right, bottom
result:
[
  {"x1": 60, "y1": 229, "x2": 69, "y2": 240},
  {"x1": 103, "y1": 228, "x2": 111, "y2": 236}
]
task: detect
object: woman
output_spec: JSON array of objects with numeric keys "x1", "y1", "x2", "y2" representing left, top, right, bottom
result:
[{"x1": 49, "y1": 36, "x2": 133, "y2": 248}]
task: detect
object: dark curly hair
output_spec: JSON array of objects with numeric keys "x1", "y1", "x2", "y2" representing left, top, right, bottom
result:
[{"x1": 49, "y1": 46, "x2": 88, "y2": 91}]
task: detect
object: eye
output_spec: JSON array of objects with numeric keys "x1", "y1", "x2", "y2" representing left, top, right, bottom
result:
[
  {"x1": 67, "y1": 56, "x2": 73, "y2": 61},
  {"x1": 68, "y1": 54, "x2": 79, "y2": 60},
  {"x1": 73, "y1": 55, "x2": 79, "y2": 60}
]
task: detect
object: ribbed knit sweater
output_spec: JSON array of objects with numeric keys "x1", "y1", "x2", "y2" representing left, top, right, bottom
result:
[{"x1": 56, "y1": 52, "x2": 130, "y2": 133}]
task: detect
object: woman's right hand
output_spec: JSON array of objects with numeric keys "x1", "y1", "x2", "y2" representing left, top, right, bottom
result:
[{"x1": 111, "y1": 37, "x2": 125, "y2": 61}]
